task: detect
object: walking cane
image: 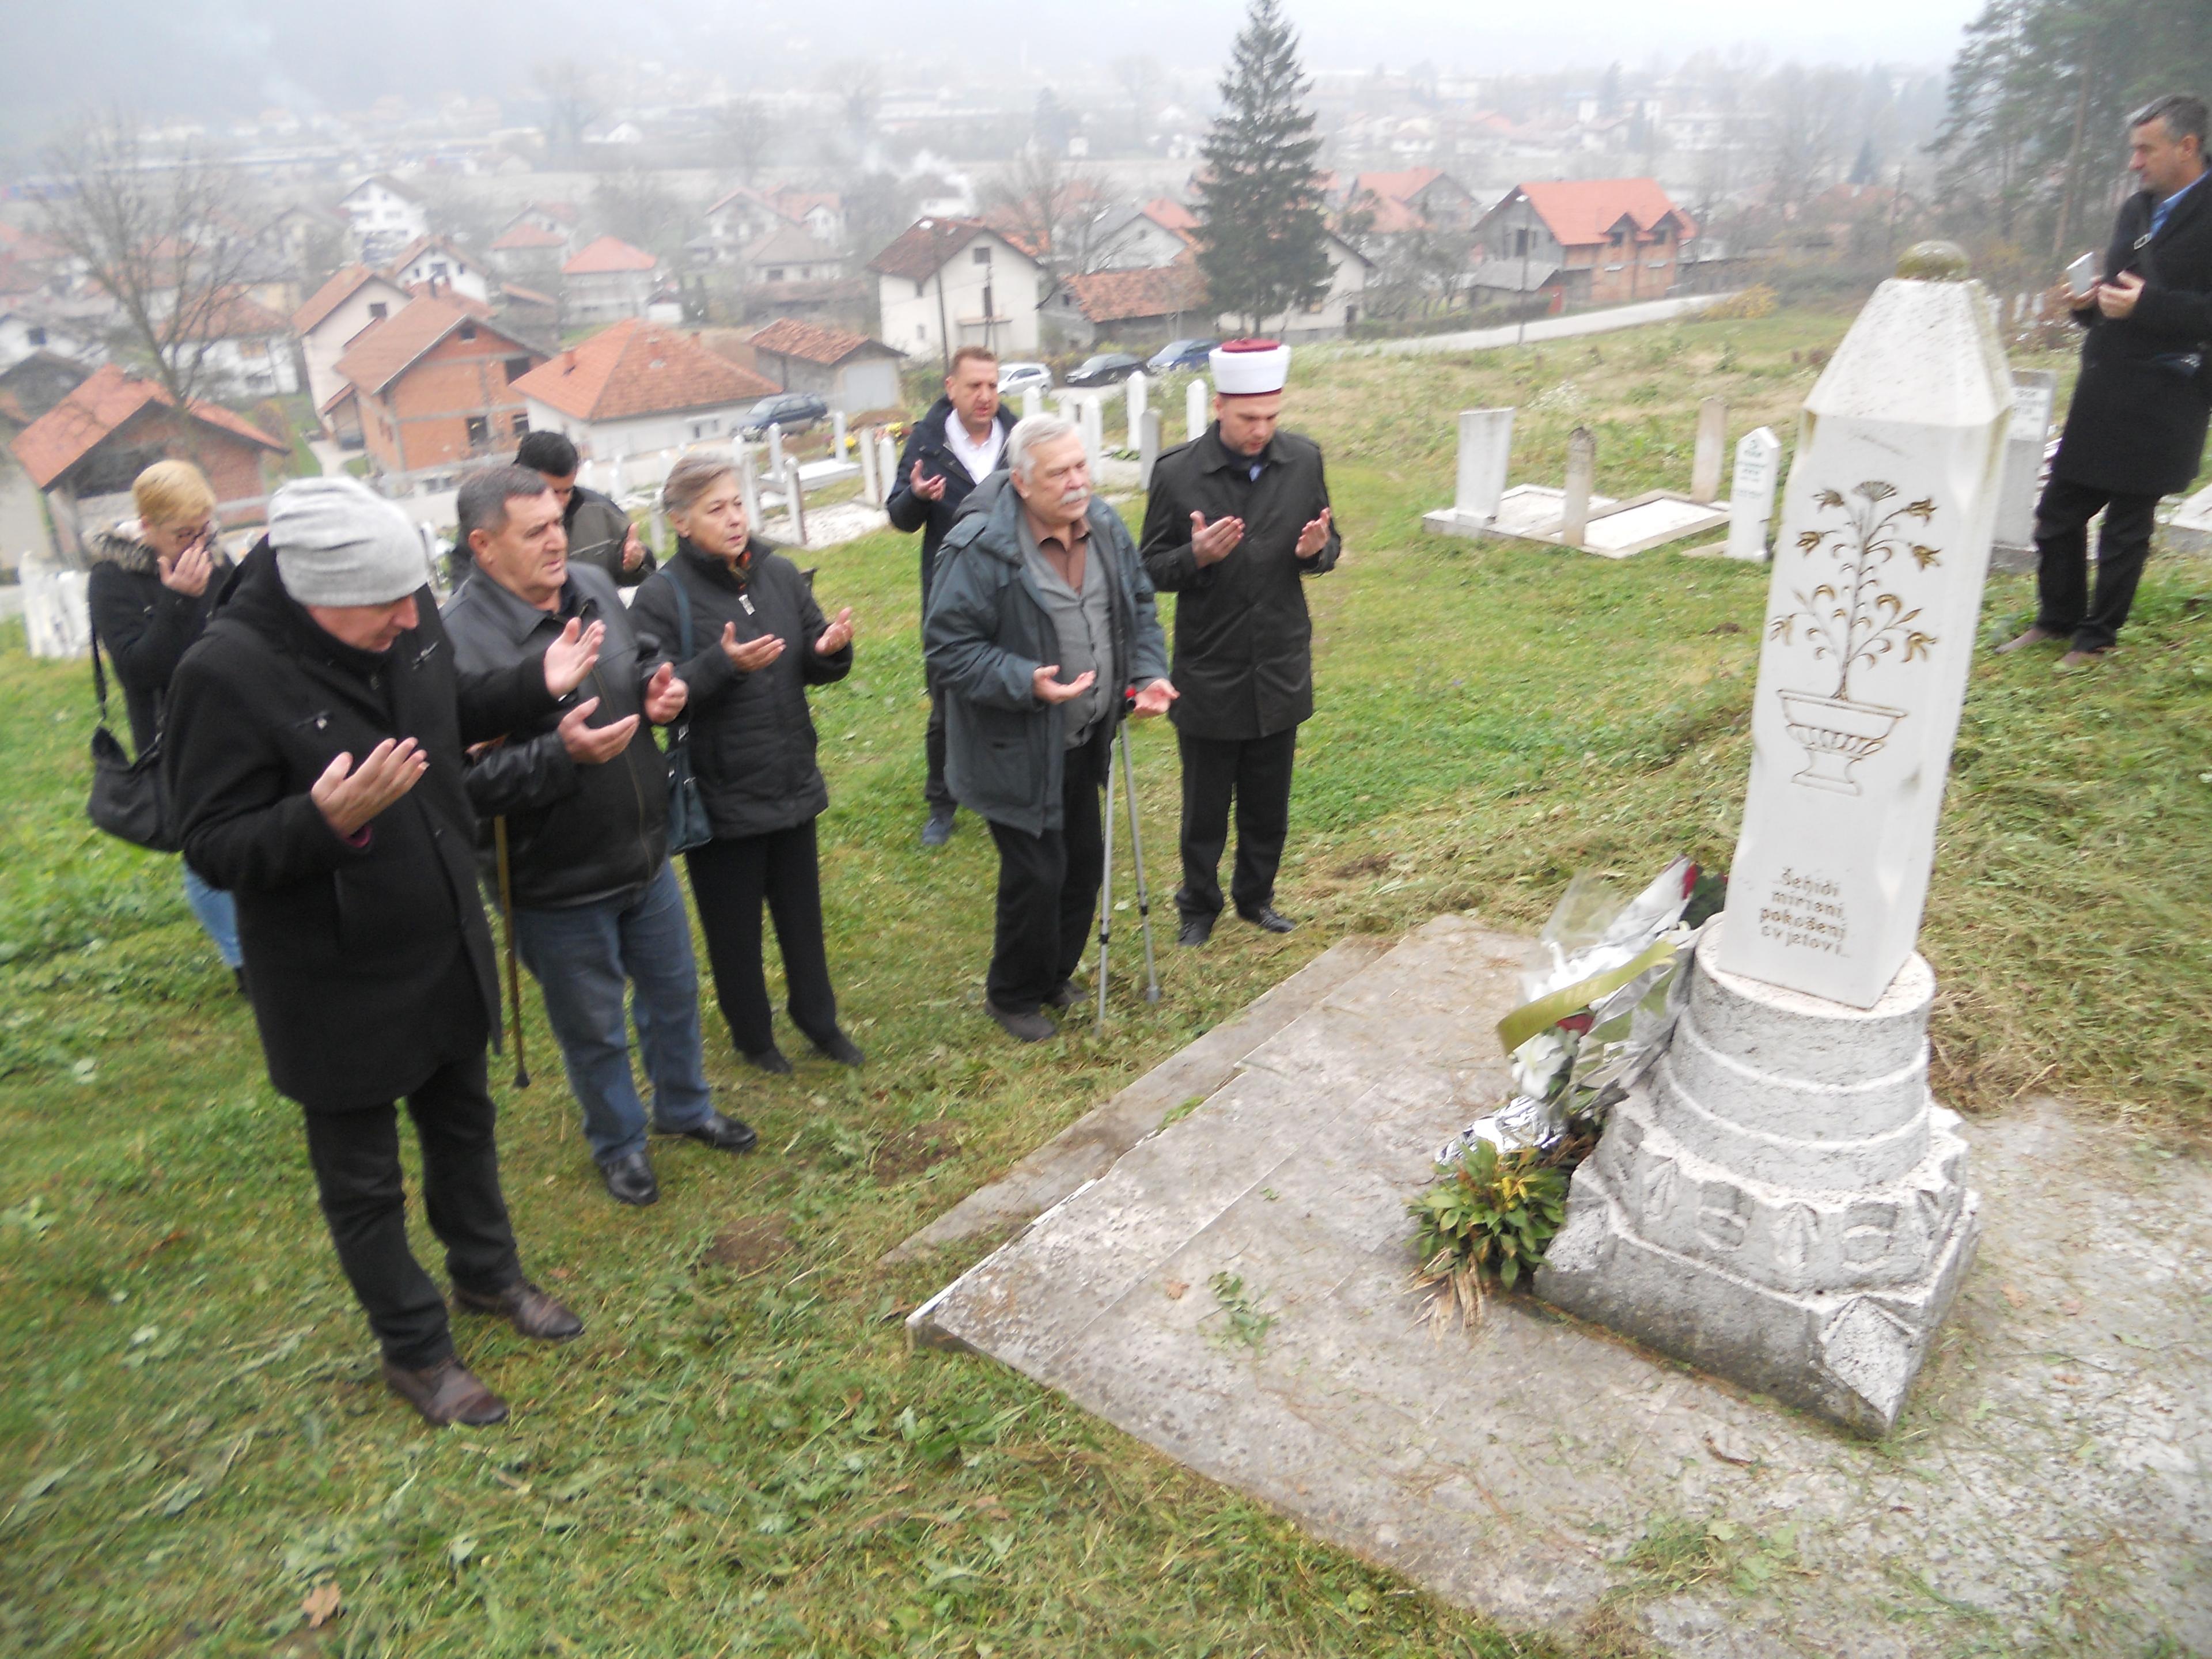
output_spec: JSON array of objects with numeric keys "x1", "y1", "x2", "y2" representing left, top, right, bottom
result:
[
  {"x1": 1096, "y1": 730, "x2": 1118, "y2": 1034},
  {"x1": 1118, "y1": 721, "x2": 1162, "y2": 1005},
  {"x1": 493, "y1": 815, "x2": 529, "y2": 1088}
]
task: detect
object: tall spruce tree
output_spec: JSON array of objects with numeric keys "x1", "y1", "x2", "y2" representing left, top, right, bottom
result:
[{"x1": 1195, "y1": 0, "x2": 1332, "y2": 333}]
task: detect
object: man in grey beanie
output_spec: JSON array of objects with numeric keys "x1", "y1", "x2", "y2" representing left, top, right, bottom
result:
[{"x1": 166, "y1": 476, "x2": 605, "y2": 1427}]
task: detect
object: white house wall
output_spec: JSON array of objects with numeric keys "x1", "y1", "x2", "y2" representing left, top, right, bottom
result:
[
  {"x1": 523, "y1": 397, "x2": 755, "y2": 459},
  {"x1": 877, "y1": 234, "x2": 1041, "y2": 361}
]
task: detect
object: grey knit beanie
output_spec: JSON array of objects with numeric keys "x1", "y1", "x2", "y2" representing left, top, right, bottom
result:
[{"x1": 268, "y1": 477, "x2": 429, "y2": 607}]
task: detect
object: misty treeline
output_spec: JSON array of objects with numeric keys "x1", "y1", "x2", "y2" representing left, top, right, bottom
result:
[{"x1": 1936, "y1": 0, "x2": 2212, "y2": 266}]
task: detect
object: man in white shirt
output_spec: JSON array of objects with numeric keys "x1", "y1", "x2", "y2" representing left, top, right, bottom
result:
[{"x1": 888, "y1": 346, "x2": 1018, "y2": 846}]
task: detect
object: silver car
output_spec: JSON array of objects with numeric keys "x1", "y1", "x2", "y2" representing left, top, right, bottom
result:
[{"x1": 997, "y1": 361, "x2": 1052, "y2": 397}]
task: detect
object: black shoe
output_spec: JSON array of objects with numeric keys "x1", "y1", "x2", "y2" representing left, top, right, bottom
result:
[
  {"x1": 921, "y1": 806, "x2": 956, "y2": 849},
  {"x1": 669, "y1": 1108, "x2": 759, "y2": 1154},
  {"x1": 985, "y1": 998, "x2": 1056, "y2": 1043},
  {"x1": 599, "y1": 1150, "x2": 659, "y2": 1206},
  {"x1": 1237, "y1": 904, "x2": 1297, "y2": 934},
  {"x1": 1177, "y1": 912, "x2": 1215, "y2": 948},
  {"x1": 382, "y1": 1356, "x2": 507, "y2": 1426},
  {"x1": 452, "y1": 1278, "x2": 585, "y2": 1342},
  {"x1": 1046, "y1": 979, "x2": 1084, "y2": 1009},
  {"x1": 744, "y1": 1047, "x2": 793, "y2": 1075},
  {"x1": 810, "y1": 1029, "x2": 866, "y2": 1066}
]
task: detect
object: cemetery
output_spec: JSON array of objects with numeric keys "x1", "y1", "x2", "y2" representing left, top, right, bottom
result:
[{"x1": 3, "y1": 286, "x2": 2210, "y2": 1656}]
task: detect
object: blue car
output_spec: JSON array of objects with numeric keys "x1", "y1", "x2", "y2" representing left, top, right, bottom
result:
[{"x1": 1147, "y1": 337, "x2": 1219, "y2": 373}]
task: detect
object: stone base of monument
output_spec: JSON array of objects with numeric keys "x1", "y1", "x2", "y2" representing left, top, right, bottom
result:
[
  {"x1": 1538, "y1": 915, "x2": 1981, "y2": 1436},
  {"x1": 1424, "y1": 484, "x2": 1728, "y2": 559},
  {"x1": 2166, "y1": 482, "x2": 2212, "y2": 555}
]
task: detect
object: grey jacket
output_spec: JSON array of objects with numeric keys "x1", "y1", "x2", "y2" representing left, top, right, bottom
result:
[{"x1": 923, "y1": 478, "x2": 1169, "y2": 836}]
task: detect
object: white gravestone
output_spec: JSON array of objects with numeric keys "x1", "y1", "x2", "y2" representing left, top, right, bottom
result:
[
  {"x1": 1126, "y1": 371, "x2": 1147, "y2": 450},
  {"x1": 1691, "y1": 396, "x2": 1728, "y2": 503},
  {"x1": 1081, "y1": 396, "x2": 1104, "y2": 472},
  {"x1": 736, "y1": 443, "x2": 763, "y2": 529},
  {"x1": 1186, "y1": 378, "x2": 1209, "y2": 444},
  {"x1": 1540, "y1": 257, "x2": 2006, "y2": 1437},
  {"x1": 1021, "y1": 386, "x2": 1042, "y2": 422},
  {"x1": 1559, "y1": 426, "x2": 1596, "y2": 545},
  {"x1": 1139, "y1": 408, "x2": 1162, "y2": 490},
  {"x1": 832, "y1": 409, "x2": 849, "y2": 459},
  {"x1": 1419, "y1": 408, "x2": 1515, "y2": 537},
  {"x1": 1989, "y1": 368, "x2": 2056, "y2": 571},
  {"x1": 856, "y1": 423, "x2": 881, "y2": 504},
  {"x1": 786, "y1": 463, "x2": 806, "y2": 544},
  {"x1": 21, "y1": 555, "x2": 90, "y2": 659},
  {"x1": 766, "y1": 425, "x2": 785, "y2": 483},
  {"x1": 880, "y1": 431, "x2": 900, "y2": 502},
  {"x1": 1724, "y1": 427, "x2": 1782, "y2": 562}
]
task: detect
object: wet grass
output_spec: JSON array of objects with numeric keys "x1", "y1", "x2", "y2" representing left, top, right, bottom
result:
[{"x1": 2, "y1": 305, "x2": 2207, "y2": 1655}]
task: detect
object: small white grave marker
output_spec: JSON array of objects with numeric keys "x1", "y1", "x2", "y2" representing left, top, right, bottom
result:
[{"x1": 1724, "y1": 427, "x2": 1782, "y2": 562}]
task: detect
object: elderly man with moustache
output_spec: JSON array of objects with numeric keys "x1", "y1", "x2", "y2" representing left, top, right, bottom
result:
[
  {"x1": 1999, "y1": 92, "x2": 2212, "y2": 669},
  {"x1": 1139, "y1": 339, "x2": 1340, "y2": 947},
  {"x1": 923, "y1": 414, "x2": 1175, "y2": 1043},
  {"x1": 442, "y1": 465, "x2": 756, "y2": 1211},
  {"x1": 165, "y1": 478, "x2": 598, "y2": 1427},
  {"x1": 887, "y1": 346, "x2": 1018, "y2": 847}
]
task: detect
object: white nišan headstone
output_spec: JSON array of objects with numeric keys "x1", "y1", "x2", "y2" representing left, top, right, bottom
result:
[
  {"x1": 1081, "y1": 396, "x2": 1104, "y2": 472},
  {"x1": 1186, "y1": 378, "x2": 1209, "y2": 444},
  {"x1": 1126, "y1": 371, "x2": 1147, "y2": 450},
  {"x1": 1559, "y1": 426, "x2": 1596, "y2": 545},
  {"x1": 1455, "y1": 408, "x2": 1514, "y2": 524},
  {"x1": 1724, "y1": 427, "x2": 1782, "y2": 562},
  {"x1": 1691, "y1": 396, "x2": 1728, "y2": 503},
  {"x1": 1717, "y1": 272, "x2": 2012, "y2": 1010},
  {"x1": 857, "y1": 423, "x2": 881, "y2": 503},
  {"x1": 832, "y1": 409, "x2": 849, "y2": 458},
  {"x1": 786, "y1": 463, "x2": 806, "y2": 544},
  {"x1": 20, "y1": 554, "x2": 90, "y2": 659},
  {"x1": 1990, "y1": 369, "x2": 2056, "y2": 559},
  {"x1": 766, "y1": 425, "x2": 785, "y2": 483},
  {"x1": 1139, "y1": 408, "x2": 1162, "y2": 490},
  {"x1": 1021, "y1": 385, "x2": 1042, "y2": 422},
  {"x1": 878, "y1": 431, "x2": 900, "y2": 501},
  {"x1": 737, "y1": 443, "x2": 762, "y2": 529}
]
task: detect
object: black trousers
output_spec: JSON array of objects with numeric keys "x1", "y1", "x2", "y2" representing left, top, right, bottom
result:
[
  {"x1": 985, "y1": 727, "x2": 1110, "y2": 1013},
  {"x1": 300, "y1": 1051, "x2": 521, "y2": 1370},
  {"x1": 685, "y1": 819, "x2": 839, "y2": 1058},
  {"x1": 1175, "y1": 726, "x2": 1298, "y2": 919},
  {"x1": 2032, "y1": 476, "x2": 2162, "y2": 653},
  {"x1": 925, "y1": 670, "x2": 953, "y2": 810}
]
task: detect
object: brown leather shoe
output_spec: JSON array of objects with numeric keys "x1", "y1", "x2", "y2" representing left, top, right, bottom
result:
[
  {"x1": 2056, "y1": 647, "x2": 2109, "y2": 669},
  {"x1": 382, "y1": 1356, "x2": 508, "y2": 1426},
  {"x1": 453, "y1": 1279, "x2": 584, "y2": 1342},
  {"x1": 1995, "y1": 625, "x2": 2062, "y2": 654}
]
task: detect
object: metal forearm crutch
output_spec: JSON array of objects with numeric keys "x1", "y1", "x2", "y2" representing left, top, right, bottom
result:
[
  {"x1": 1118, "y1": 720, "x2": 1161, "y2": 1006},
  {"x1": 494, "y1": 816, "x2": 529, "y2": 1088}
]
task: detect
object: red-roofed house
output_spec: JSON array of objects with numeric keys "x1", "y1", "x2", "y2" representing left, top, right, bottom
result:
[
  {"x1": 1347, "y1": 169, "x2": 1479, "y2": 233},
  {"x1": 169, "y1": 290, "x2": 301, "y2": 399},
  {"x1": 1472, "y1": 178, "x2": 1695, "y2": 308},
  {"x1": 323, "y1": 296, "x2": 545, "y2": 475},
  {"x1": 9, "y1": 362, "x2": 287, "y2": 557},
  {"x1": 1041, "y1": 263, "x2": 1210, "y2": 351},
  {"x1": 292, "y1": 265, "x2": 412, "y2": 424},
  {"x1": 487, "y1": 218, "x2": 573, "y2": 282},
  {"x1": 869, "y1": 218, "x2": 1044, "y2": 360},
  {"x1": 745, "y1": 317, "x2": 904, "y2": 414},
  {"x1": 562, "y1": 237, "x2": 662, "y2": 324},
  {"x1": 513, "y1": 320, "x2": 777, "y2": 455},
  {"x1": 383, "y1": 235, "x2": 493, "y2": 304},
  {"x1": 337, "y1": 175, "x2": 429, "y2": 266}
]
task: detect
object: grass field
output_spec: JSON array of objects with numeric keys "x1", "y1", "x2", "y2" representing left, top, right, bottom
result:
[{"x1": 3, "y1": 305, "x2": 2209, "y2": 1657}]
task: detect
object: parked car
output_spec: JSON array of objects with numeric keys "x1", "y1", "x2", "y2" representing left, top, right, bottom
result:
[
  {"x1": 741, "y1": 392, "x2": 830, "y2": 437},
  {"x1": 1147, "y1": 338, "x2": 1219, "y2": 373},
  {"x1": 997, "y1": 361, "x2": 1052, "y2": 397},
  {"x1": 1065, "y1": 352, "x2": 1145, "y2": 388}
]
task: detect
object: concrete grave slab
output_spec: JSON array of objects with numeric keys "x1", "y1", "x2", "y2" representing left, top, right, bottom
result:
[{"x1": 911, "y1": 916, "x2": 2212, "y2": 1650}]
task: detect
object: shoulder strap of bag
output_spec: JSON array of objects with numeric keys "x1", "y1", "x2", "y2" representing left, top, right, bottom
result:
[
  {"x1": 88, "y1": 618, "x2": 116, "y2": 729},
  {"x1": 666, "y1": 563, "x2": 695, "y2": 743}
]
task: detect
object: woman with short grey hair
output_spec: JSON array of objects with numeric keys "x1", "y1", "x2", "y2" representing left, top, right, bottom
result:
[{"x1": 629, "y1": 454, "x2": 864, "y2": 1074}]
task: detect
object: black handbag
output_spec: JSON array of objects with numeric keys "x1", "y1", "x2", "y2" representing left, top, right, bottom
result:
[
  {"x1": 662, "y1": 571, "x2": 713, "y2": 855},
  {"x1": 85, "y1": 626, "x2": 180, "y2": 853}
]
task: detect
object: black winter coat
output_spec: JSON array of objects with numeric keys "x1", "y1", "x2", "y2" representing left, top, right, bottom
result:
[
  {"x1": 564, "y1": 483, "x2": 656, "y2": 588},
  {"x1": 2054, "y1": 176, "x2": 2212, "y2": 498},
  {"x1": 628, "y1": 538, "x2": 852, "y2": 840},
  {"x1": 885, "y1": 396, "x2": 1017, "y2": 606},
  {"x1": 85, "y1": 524, "x2": 232, "y2": 753},
  {"x1": 442, "y1": 561, "x2": 668, "y2": 910},
  {"x1": 165, "y1": 546, "x2": 558, "y2": 1109},
  {"x1": 1138, "y1": 425, "x2": 1341, "y2": 741}
]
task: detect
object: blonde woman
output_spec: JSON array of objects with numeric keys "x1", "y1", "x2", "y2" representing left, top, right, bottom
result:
[
  {"x1": 629, "y1": 454, "x2": 862, "y2": 1074},
  {"x1": 85, "y1": 459, "x2": 242, "y2": 988}
]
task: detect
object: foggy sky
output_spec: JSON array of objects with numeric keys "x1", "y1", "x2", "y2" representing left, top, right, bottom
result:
[{"x1": 2, "y1": 0, "x2": 1988, "y2": 141}]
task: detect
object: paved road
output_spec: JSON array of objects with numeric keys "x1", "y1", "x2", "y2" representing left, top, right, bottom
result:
[{"x1": 1332, "y1": 291, "x2": 1737, "y2": 359}]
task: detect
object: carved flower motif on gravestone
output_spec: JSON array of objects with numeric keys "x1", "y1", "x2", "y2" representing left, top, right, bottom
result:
[{"x1": 1768, "y1": 482, "x2": 1941, "y2": 796}]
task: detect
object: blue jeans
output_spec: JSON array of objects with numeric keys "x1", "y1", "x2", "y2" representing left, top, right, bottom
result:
[
  {"x1": 512, "y1": 861, "x2": 714, "y2": 1166},
  {"x1": 182, "y1": 864, "x2": 242, "y2": 969}
]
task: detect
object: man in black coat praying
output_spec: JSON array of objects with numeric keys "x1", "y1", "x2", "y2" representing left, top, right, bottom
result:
[
  {"x1": 2001, "y1": 93, "x2": 2212, "y2": 668},
  {"x1": 165, "y1": 478, "x2": 599, "y2": 1427}
]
